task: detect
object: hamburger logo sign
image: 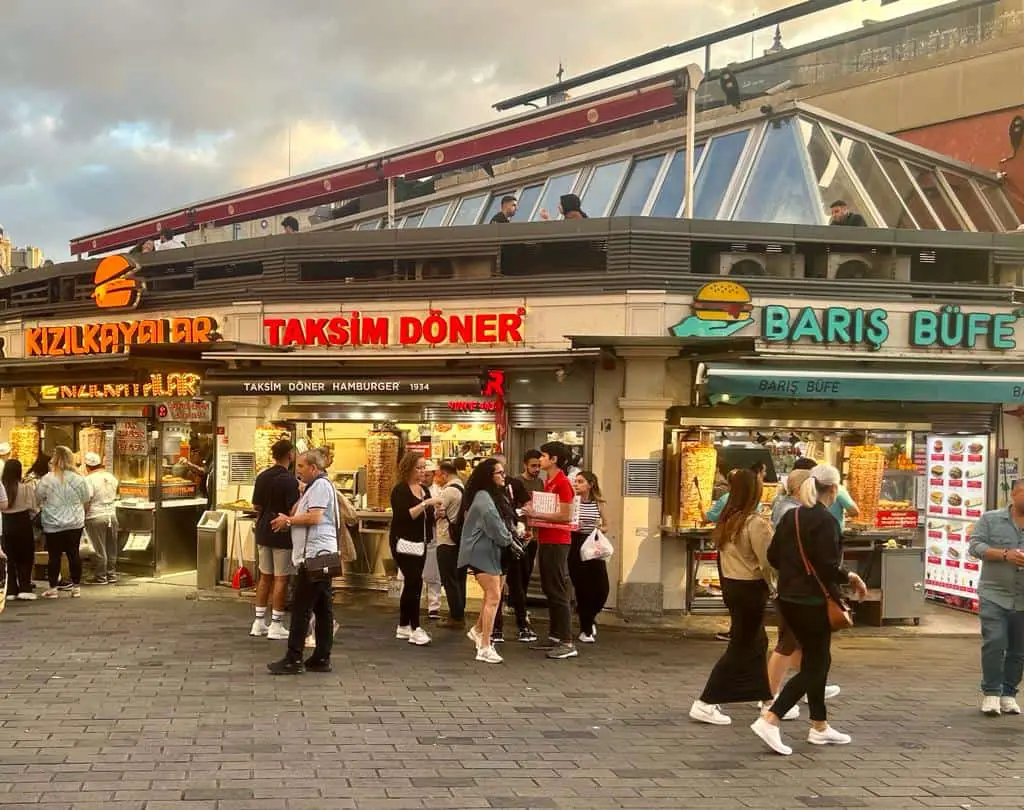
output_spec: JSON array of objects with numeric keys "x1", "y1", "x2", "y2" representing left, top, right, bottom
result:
[{"x1": 670, "y1": 281, "x2": 754, "y2": 339}]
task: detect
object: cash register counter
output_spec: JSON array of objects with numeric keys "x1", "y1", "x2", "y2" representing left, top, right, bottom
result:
[{"x1": 666, "y1": 525, "x2": 924, "y2": 624}]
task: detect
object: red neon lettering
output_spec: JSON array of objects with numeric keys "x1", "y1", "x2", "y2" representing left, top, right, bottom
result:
[
  {"x1": 399, "y1": 316, "x2": 422, "y2": 345},
  {"x1": 264, "y1": 318, "x2": 285, "y2": 346},
  {"x1": 361, "y1": 317, "x2": 389, "y2": 345},
  {"x1": 475, "y1": 314, "x2": 497, "y2": 342},
  {"x1": 497, "y1": 312, "x2": 523, "y2": 342}
]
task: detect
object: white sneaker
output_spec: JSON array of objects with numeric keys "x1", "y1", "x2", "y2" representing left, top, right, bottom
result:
[
  {"x1": 689, "y1": 700, "x2": 731, "y2": 726},
  {"x1": 750, "y1": 716, "x2": 792, "y2": 756},
  {"x1": 42, "y1": 589, "x2": 59, "y2": 599},
  {"x1": 759, "y1": 700, "x2": 800, "y2": 721},
  {"x1": 578, "y1": 632, "x2": 596, "y2": 644},
  {"x1": 70, "y1": 586, "x2": 81, "y2": 598},
  {"x1": 267, "y1": 622, "x2": 289, "y2": 640},
  {"x1": 808, "y1": 725, "x2": 852, "y2": 745},
  {"x1": 16, "y1": 592, "x2": 38, "y2": 601},
  {"x1": 408, "y1": 627, "x2": 431, "y2": 646},
  {"x1": 249, "y1": 619, "x2": 269, "y2": 637},
  {"x1": 803, "y1": 684, "x2": 841, "y2": 703},
  {"x1": 475, "y1": 645, "x2": 503, "y2": 664},
  {"x1": 396, "y1": 625, "x2": 413, "y2": 640},
  {"x1": 467, "y1": 626, "x2": 483, "y2": 647},
  {"x1": 1001, "y1": 697, "x2": 1021, "y2": 715},
  {"x1": 982, "y1": 695, "x2": 1002, "y2": 716}
]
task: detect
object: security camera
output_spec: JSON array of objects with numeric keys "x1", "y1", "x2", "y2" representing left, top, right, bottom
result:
[{"x1": 760, "y1": 104, "x2": 774, "y2": 116}]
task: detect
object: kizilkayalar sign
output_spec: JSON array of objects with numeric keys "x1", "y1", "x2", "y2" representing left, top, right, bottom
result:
[{"x1": 670, "y1": 281, "x2": 1024, "y2": 352}]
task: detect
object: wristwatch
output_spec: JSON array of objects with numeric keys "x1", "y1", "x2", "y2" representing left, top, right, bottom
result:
[{"x1": 285, "y1": 518, "x2": 293, "y2": 528}]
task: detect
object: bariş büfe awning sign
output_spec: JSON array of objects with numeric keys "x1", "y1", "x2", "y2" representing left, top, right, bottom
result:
[{"x1": 263, "y1": 308, "x2": 525, "y2": 347}]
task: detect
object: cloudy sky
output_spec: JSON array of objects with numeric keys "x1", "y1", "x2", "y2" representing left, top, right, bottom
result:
[{"x1": 0, "y1": 0, "x2": 946, "y2": 259}]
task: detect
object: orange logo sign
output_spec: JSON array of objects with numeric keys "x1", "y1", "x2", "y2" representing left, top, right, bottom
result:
[{"x1": 92, "y1": 255, "x2": 141, "y2": 309}]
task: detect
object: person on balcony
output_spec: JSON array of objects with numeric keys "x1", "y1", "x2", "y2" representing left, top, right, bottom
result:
[
  {"x1": 828, "y1": 200, "x2": 867, "y2": 227},
  {"x1": 282, "y1": 216, "x2": 300, "y2": 233},
  {"x1": 156, "y1": 228, "x2": 185, "y2": 250},
  {"x1": 490, "y1": 196, "x2": 519, "y2": 223},
  {"x1": 540, "y1": 193, "x2": 588, "y2": 221}
]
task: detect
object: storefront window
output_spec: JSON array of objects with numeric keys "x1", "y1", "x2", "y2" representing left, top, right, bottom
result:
[
  {"x1": 420, "y1": 203, "x2": 451, "y2": 228},
  {"x1": 734, "y1": 119, "x2": 822, "y2": 225},
  {"x1": 941, "y1": 171, "x2": 998, "y2": 232},
  {"x1": 835, "y1": 134, "x2": 917, "y2": 228},
  {"x1": 905, "y1": 163, "x2": 965, "y2": 231},
  {"x1": 649, "y1": 144, "x2": 706, "y2": 218},
  {"x1": 875, "y1": 152, "x2": 940, "y2": 230},
  {"x1": 613, "y1": 154, "x2": 666, "y2": 216},
  {"x1": 481, "y1": 190, "x2": 517, "y2": 224},
  {"x1": 978, "y1": 182, "x2": 1021, "y2": 231},
  {"x1": 580, "y1": 159, "x2": 629, "y2": 217},
  {"x1": 802, "y1": 121, "x2": 875, "y2": 226},
  {"x1": 693, "y1": 129, "x2": 749, "y2": 219},
  {"x1": 530, "y1": 171, "x2": 580, "y2": 221}
]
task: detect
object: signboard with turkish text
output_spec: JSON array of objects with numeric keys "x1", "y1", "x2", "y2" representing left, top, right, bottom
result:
[
  {"x1": 156, "y1": 400, "x2": 213, "y2": 423},
  {"x1": 202, "y1": 377, "x2": 483, "y2": 397},
  {"x1": 25, "y1": 317, "x2": 218, "y2": 357}
]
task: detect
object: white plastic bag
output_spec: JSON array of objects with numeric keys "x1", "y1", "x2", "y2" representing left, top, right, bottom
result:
[{"x1": 580, "y1": 529, "x2": 614, "y2": 562}]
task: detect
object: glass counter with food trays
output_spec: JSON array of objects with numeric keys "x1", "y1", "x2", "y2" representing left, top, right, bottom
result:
[{"x1": 663, "y1": 421, "x2": 991, "y2": 621}]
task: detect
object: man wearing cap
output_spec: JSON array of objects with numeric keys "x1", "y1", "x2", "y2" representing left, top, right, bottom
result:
[
  {"x1": 0, "y1": 442, "x2": 11, "y2": 464},
  {"x1": 83, "y1": 453, "x2": 120, "y2": 585},
  {"x1": 422, "y1": 460, "x2": 444, "y2": 620}
]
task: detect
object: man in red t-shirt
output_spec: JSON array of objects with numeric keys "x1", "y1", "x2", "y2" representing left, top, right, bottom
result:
[{"x1": 526, "y1": 441, "x2": 578, "y2": 659}]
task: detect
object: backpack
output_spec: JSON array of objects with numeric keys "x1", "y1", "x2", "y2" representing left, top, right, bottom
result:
[{"x1": 445, "y1": 482, "x2": 465, "y2": 547}]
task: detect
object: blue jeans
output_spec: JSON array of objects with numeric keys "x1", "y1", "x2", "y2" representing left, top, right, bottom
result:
[{"x1": 979, "y1": 597, "x2": 1024, "y2": 696}]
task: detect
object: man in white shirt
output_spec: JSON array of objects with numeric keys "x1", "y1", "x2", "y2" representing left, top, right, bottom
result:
[
  {"x1": 83, "y1": 453, "x2": 120, "y2": 584},
  {"x1": 155, "y1": 228, "x2": 185, "y2": 250}
]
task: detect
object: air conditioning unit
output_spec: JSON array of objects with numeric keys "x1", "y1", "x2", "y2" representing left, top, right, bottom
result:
[
  {"x1": 819, "y1": 252, "x2": 910, "y2": 281},
  {"x1": 712, "y1": 252, "x2": 805, "y2": 278}
]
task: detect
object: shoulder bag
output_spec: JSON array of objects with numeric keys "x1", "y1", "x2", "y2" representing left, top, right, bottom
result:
[
  {"x1": 395, "y1": 490, "x2": 428, "y2": 557},
  {"x1": 794, "y1": 512, "x2": 854, "y2": 631},
  {"x1": 301, "y1": 478, "x2": 343, "y2": 581}
]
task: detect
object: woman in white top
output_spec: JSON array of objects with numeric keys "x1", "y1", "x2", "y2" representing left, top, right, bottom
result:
[
  {"x1": 34, "y1": 446, "x2": 90, "y2": 599},
  {"x1": 689, "y1": 468, "x2": 775, "y2": 726},
  {"x1": 83, "y1": 453, "x2": 120, "y2": 585},
  {"x1": 569, "y1": 471, "x2": 610, "y2": 644},
  {"x1": 1, "y1": 459, "x2": 38, "y2": 599}
]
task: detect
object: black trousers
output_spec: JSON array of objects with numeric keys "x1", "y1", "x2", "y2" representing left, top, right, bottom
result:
[
  {"x1": 45, "y1": 528, "x2": 83, "y2": 588},
  {"x1": 287, "y1": 568, "x2": 333, "y2": 663},
  {"x1": 770, "y1": 600, "x2": 832, "y2": 722},
  {"x1": 506, "y1": 539, "x2": 538, "y2": 629},
  {"x1": 435, "y1": 543, "x2": 466, "y2": 620},
  {"x1": 699, "y1": 577, "x2": 772, "y2": 705},
  {"x1": 568, "y1": 531, "x2": 611, "y2": 636},
  {"x1": 2, "y1": 512, "x2": 35, "y2": 594},
  {"x1": 392, "y1": 543, "x2": 427, "y2": 630},
  {"x1": 539, "y1": 543, "x2": 572, "y2": 642}
]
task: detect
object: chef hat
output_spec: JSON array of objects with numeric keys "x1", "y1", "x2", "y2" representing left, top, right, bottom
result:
[
  {"x1": 0, "y1": 442, "x2": 10, "y2": 456},
  {"x1": 84, "y1": 452, "x2": 102, "y2": 467}
]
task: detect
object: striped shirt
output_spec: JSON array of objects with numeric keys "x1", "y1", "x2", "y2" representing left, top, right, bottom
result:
[{"x1": 578, "y1": 499, "x2": 602, "y2": 533}]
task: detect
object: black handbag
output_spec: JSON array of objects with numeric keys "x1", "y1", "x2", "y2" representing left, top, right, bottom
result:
[{"x1": 300, "y1": 477, "x2": 343, "y2": 582}]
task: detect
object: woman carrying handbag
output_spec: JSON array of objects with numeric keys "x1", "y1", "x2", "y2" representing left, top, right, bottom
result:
[
  {"x1": 754, "y1": 464, "x2": 868, "y2": 756},
  {"x1": 689, "y1": 469, "x2": 775, "y2": 726}
]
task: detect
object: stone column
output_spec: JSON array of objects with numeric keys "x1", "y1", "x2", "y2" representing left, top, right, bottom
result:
[{"x1": 615, "y1": 349, "x2": 675, "y2": 618}]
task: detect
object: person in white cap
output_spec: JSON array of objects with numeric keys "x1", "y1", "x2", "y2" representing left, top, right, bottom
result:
[
  {"x1": 0, "y1": 442, "x2": 11, "y2": 463},
  {"x1": 422, "y1": 459, "x2": 444, "y2": 620},
  {"x1": 83, "y1": 453, "x2": 120, "y2": 585}
]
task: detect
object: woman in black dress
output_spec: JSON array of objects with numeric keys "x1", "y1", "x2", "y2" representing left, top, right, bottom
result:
[{"x1": 689, "y1": 469, "x2": 775, "y2": 726}]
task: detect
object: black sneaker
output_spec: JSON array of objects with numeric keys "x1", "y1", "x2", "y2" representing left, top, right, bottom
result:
[
  {"x1": 267, "y1": 658, "x2": 305, "y2": 676},
  {"x1": 57, "y1": 581, "x2": 74, "y2": 592},
  {"x1": 546, "y1": 643, "x2": 579, "y2": 660},
  {"x1": 491, "y1": 633, "x2": 505, "y2": 644},
  {"x1": 518, "y1": 627, "x2": 539, "y2": 643},
  {"x1": 303, "y1": 657, "x2": 332, "y2": 673}
]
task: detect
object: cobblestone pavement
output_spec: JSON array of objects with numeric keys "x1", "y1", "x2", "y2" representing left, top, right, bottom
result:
[{"x1": 0, "y1": 581, "x2": 1016, "y2": 809}]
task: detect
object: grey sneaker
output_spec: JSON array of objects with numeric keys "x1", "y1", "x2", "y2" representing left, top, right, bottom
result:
[{"x1": 546, "y1": 643, "x2": 578, "y2": 660}]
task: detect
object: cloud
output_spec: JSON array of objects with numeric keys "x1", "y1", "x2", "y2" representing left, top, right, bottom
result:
[{"x1": 0, "y1": 0, "x2": 946, "y2": 259}]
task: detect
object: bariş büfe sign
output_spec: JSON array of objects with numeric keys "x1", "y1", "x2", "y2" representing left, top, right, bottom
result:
[{"x1": 263, "y1": 308, "x2": 526, "y2": 347}]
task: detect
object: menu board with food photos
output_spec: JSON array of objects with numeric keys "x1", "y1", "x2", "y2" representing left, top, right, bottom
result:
[{"x1": 924, "y1": 434, "x2": 989, "y2": 612}]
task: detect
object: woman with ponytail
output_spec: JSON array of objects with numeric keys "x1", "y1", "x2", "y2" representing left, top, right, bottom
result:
[
  {"x1": 689, "y1": 468, "x2": 775, "y2": 726},
  {"x1": 753, "y1": 464, "x2": 868, "y2": 756}
]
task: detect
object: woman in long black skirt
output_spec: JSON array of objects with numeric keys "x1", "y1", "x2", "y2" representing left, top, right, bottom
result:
[{"x1": 689, "y1": 468, "x2": 775, "y2": 725}]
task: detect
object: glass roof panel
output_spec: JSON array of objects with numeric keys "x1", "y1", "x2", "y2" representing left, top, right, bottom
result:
[
  {"x1": 531, "y1": 171, "x2": 580, "y2": 221},
  {"x1": 420, "y1": 202, "x2": 451, "y2": 228},
  {"x1": 874, "y1": 152, "x2": 939, "y2": 230},
  {"x1": 356, "y1": 219, "x2": 381, "y2": 230},
  {"x1": 614, "y1": 154, "x2": 666, "y2": 216},
  {"x1": 905, "y1": 163, "x2": 964, "y2": 230},
  {"x1": 581, "y1": 160, "x2": 629, "y2": 217},
  {"x1": 450, "y1": 193, "x2": 488, "y2": 226},
  {"x1": 941, "y1": 171, "x2": 997, "y2": 232},
  {"x1": 734, "y1": 119, "x2": 822, "y2": 225},
  {"x1": 833, "y1": 133, "x2": 915, "y2": 229},
  {"x1": 401, "y1": 213, "x2": 423, "y2": 229},
  {"x1": 650, "y1": 144, "x2": 706, "y2": 218},
  {"x1": 481, "y1": 191, "x2": 518, "y2": 224},
  {"x1": 801, "y1": 121, "x2": 876, "y2": 226},
  {"x1": 516, "y1": 183, "x2": 544, "y2": 222},
  {"x1": 978, "y1": 183, "x2": 1021, "y2": 231},
  {"x1": 693, "y1": 129, "x2": 749, "y2": 219}
]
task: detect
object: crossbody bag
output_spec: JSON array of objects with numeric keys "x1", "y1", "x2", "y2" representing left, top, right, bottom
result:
[
  {"x1": 794, "y1": 512, "x2": 854, "y2": 631},
  {"x1": 301, "y1": 477, "x2": 343, "y2": 581},
  {"x1": 395, "y1": 489, "x2": 428, "y2": 557}
]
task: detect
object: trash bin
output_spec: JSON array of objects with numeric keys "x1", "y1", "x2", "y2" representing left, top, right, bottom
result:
[{"x1": 196, "y1": 511, "x2": 228, "y2": 590}]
